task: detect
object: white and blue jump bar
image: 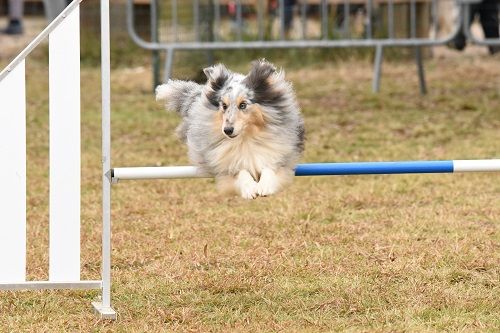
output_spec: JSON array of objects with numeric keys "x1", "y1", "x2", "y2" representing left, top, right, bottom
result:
[{"x1": 111, "y1": 159, "x2": 500, "y2": 181}]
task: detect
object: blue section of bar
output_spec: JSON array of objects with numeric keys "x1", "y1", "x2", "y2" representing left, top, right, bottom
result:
[{"x1": 294, "y1": 161, "x2": 454, "y2": 176}]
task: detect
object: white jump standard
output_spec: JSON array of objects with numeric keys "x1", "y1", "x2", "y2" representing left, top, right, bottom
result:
[
  {"x1": 0, "y1": 0, "x2": 499, "y2": 321},
  {"x1": 0, "y1": 0, "x2": 115, "y2": 320},
  {"x1": 0, "y1": 0, "x2": 102, "y2": 292}
]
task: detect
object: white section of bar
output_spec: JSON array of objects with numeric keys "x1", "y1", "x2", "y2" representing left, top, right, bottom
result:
[
  {"x1": 454, "y1": 159, "x2": 500, "y2": 172},
  {"x1": 0, "y1": 280, "x2": 101, "y2": 291},
  {"x1": 49, "y1": 6, "x2": 81, "y2": 282},
  {"x1": 113, "y1": 166, "x2": 210, "y2": 180},
  {"x1": 0, "y1": 61, "x2": 26, "y2": 283}
]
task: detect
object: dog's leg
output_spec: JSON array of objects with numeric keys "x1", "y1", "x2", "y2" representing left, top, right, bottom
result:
[
  {"x1": 257, "y1": 168, "x2": 294, "y2": 197},
  {"x1": 236, "y1": 170, "x2": 259, "y2": 199}
]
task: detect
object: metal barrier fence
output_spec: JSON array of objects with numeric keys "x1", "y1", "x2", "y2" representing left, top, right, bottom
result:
[{"x1": 127, "y1": 0, "x2": 468, "y2": 94}]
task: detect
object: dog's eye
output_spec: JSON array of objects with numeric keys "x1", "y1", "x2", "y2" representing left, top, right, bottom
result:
[
  {"x1": 221, "y1": 103, "x2": 228, "y2": 110},
  {"x1": 239, "y1": 102, "x2": 247, "y2": 110}
]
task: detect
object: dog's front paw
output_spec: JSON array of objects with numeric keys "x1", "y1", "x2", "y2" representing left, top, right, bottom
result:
[
  {"x1": 240, "y1": 181, "x2": 259, "y2": 199},
  {"x1": 257, "y1": 169, "x2": 280, "y2": 197},
  {"x1": 256, "y1": 178, "x2": 279, "y2": 197},
  {"x1": 236, "y1": 170, "x2": 259, "y2": 199}
]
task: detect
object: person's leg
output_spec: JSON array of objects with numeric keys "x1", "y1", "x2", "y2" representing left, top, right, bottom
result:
[
  {"x1": 283, "y1": 0, "x2": 295, "y2": 36},
  {"x1": 284, "y1": 5, "x2": 294, "y2": 33},
  {"x1": 336, "y1": 4, "x2": 346, "y2": 29},
  {"x1": 42, "y1": 0, "x2": 68, "y2": 22},
  {"x1": 9, "y1": 0, "x2": 23, "y2": 20},
  {"x1": 478, "y1": 0, "x2": 499, "y2": 38},
  {"x1": 4, "y1": 0, "x2": 24, "y2": 35},
  {"x1": 478, "y1": 0, "x2": 500, "y2": 54},
  {"x1": 450, "y1": 3, "x2": 479, "y2": 51}
]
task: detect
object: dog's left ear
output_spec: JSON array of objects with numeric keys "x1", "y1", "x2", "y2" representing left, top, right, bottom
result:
[
  {"x1": 203, "y1": 64, "x2": 229, "y2": 83},
  {"x1": 244, "y1": 59, "x2": 288, "y2": 107},
  {"x1": 244, "y1": 59, "x2": 278, "y2": 91}
]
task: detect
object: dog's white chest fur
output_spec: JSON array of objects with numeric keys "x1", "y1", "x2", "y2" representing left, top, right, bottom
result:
[{"x1": 207, "y1": 135, "x2": 285, "y2": 180}]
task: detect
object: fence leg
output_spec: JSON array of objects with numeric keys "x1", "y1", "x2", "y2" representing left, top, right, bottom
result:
[
  {"x1": 415, "y1": 46, "x2": 427, "y2": 95},
  {"x1": 372, "y1": 45, "x2": 384, "y2": 93},
  {"x1": 163, "y1": 49, "x2": 175, "y2": 82},
  {"x1": 151, "y1": 0, "x2": 160, "y2": 91}
]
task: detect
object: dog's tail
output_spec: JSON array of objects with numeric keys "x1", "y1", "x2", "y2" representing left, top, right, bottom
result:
[{"x1": 156, "y1": 80, "x2": 202, "y2": 117}]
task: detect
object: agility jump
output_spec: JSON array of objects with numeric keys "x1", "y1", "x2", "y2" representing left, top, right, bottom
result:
[
  {"x1": 0, "y1": 0, "x2": 499, "y2": 320},
  {"x1": 111, "y1": 160, "x2": 500, "y2": 181}
]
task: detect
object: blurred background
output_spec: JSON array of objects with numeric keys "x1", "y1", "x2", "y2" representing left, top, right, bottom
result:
[{"x1": 1, "y1": 0, "x2": 498, "y2": 84}]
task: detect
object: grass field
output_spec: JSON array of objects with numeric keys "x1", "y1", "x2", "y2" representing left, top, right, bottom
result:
[{"x1": 0, "y1": 53, "x2": 499, "y2": 332}]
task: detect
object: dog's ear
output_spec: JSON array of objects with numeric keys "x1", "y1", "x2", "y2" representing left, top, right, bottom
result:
[
  {"x1": 244, "y1": 59, "x2": 286, "y2": 107},
  {"x1": 203, "y1": 64, "x2": 230, "y2": 108},
  {"x1": 203, "y1": 64, "x2": 229, "y2": 83},
  {"x1": 244, "y1": 59, "x2": 277, "y2": 91}
]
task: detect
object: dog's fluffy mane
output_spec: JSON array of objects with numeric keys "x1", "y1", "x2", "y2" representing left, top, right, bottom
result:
[{"x1": 156, "y1": 59, "x2": 304, "y2": 185}]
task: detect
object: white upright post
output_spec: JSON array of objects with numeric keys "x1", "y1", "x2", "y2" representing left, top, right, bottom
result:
[
  {"x1": 92, "y1": 0, "x2": 116, "y2": 320},
  {"x1": 0, "y1": 61, "x2": 26, "y2": 283},
  {"x1": 49, "y1": 5, "x2": 81, "y2": 282}
]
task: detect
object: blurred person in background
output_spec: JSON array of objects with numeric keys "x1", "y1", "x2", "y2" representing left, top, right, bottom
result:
[
  {"x1": 2, "y1": 0, "x2": 24, "y2": 35},
  {"x1": 283, "y1": 0, "x2": 296, "y2": 35},
  {"x1": 268, "y1": 0, "x2": 296, "y2": 37},
  {"x1": 335, "y1": 4, "x2": 365, "y2": 35},
  {"x1": 451, "y1": 0, "x2": 500, "y2": 54},
  {"x1": 42, "y1": 0, "x2": 68, "y2": 22}
]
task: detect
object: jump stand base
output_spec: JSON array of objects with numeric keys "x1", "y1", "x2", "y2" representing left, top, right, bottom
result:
[{"x1": 92, "y1": 301, "x2": 117, "y2": 320}]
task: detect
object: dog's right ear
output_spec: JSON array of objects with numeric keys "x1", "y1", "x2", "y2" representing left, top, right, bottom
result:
[{"x1": 203, "y1": 64, "x2": 230, "y2": 108}]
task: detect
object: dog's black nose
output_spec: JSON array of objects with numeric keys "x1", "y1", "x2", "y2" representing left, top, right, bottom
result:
[{"x1": 224, "y1": 127, "x2": 234, "y2": 136}]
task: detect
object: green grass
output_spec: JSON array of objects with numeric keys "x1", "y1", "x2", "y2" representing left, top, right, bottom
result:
[{"x1": 0, "y1": 55, "x2": 499, "y2": 332}]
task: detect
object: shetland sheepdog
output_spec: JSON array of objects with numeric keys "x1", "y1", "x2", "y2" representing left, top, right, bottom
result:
[{"x1": 156, "y1": 59, "x2": 304, "y2": 199}]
